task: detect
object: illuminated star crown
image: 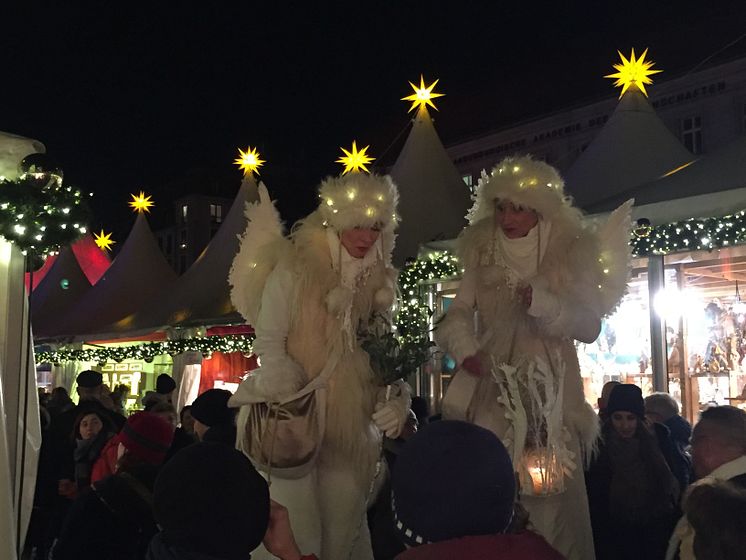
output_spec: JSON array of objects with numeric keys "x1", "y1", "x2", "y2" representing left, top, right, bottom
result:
[
  {"x1": 467, "y1": 155, "x2": 570, "y2": 224},
  {"x1": 318, "y1": 173, "x2": 399, "y2": 232}
]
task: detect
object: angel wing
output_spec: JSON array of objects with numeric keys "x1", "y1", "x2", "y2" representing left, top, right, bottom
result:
[
  {"x1": 229, "y1": 182, "x2": 289, "y2": 325},
  {"x1": 595, "y1": 198, "x2": 634, "y2": 317}
]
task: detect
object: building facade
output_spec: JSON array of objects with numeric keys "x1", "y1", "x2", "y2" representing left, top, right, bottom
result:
[
  {"x1": 155, "y1": 194, "x2": 232, "y2": 273},
  {"x1": 447, "y1": 55, "x2": 746, "y2": 194}
]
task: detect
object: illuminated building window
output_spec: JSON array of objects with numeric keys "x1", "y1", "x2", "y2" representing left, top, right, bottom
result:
[
  {"x1": 181, "y1": 205, "x2": 188, "y2": 222},
  {"x1": 210, "y1": 203, "x2": 223, "y2": 223},
  {"x1": 681, "y1": 116, "x2": 703, "y2": 154}
]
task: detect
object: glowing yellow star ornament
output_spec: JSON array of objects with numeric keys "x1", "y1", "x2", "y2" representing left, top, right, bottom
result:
[
  {"x1": 336, "y1": 141, "x2": 374, "y2": 175},
  {"x1": 605, "y1": 48, "x2": 662, "y2": 98},
  {"x1": 129, "y1": 192, "x2": 154, "y2": 213},
  {"x1": 401, "y1": 75, "x2": 445, "y2": 113},
  {"x1": 234, "y1": 146, "x2": 265, "y2": 176},
  {"x1": 94, "y1": 230, "x2": 116, "y2": 251}
]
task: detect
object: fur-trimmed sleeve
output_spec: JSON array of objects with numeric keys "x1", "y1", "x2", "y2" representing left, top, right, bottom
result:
[
  {"x1": 229, "y1": 262, "x2": 306, "y2": 406},
  {"x1": 531, "y1": 233, "x2": 602, "y2": 344},
  {"x1": 434, "y1": 268, "x2": 479, "y2": 364}
]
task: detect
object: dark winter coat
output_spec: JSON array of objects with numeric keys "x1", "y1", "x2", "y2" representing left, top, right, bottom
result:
[
  {"x1": 146, "y1": 533, "x2": 242, "y2": 560},
  {"x1": 50, "y1": 400, "x2": 126, "y2": 481},
  {"x1": 586, "y1": 422, "x2": 680, "y2": 560},
  {"x1": 394, "y1": 531, "x2": 565, "y2": 560},
  {"x1": 165, "y1": 427, "x2": 196, "y2": 461},
  {"x1": 654, "y1": 421, "x2": 692, "y2": 494},
  {"x1": 201, "y1": 423, "x2": 237, "y2": 447},
  {"x1": 50, "y1": 466, "x2": 159, "y2": 560}
]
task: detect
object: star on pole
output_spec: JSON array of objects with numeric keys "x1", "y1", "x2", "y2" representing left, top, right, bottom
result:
[
  {"x1": 605, "y1": 48, "x2": 662, "y2": 98},
  {"x1": 234, "y1": 146, "x2": 265, "y2": 176},
  {"x1": 336, "y1": 141, "x2": 374, "y2": 175},
  {"x1": 129, "y1": 192, "x2": 154, "y2": 213},
  {"x1": 93, "y1": 230, "x2": 116, "y2": 251},
  {"x1": 401, "y1": 75, "x2": 445, "y2": 113}
]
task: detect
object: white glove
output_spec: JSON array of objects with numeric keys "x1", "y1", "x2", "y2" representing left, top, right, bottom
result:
[{"x1": 371, "y1": 383, "x2": 411, "y2": 439}]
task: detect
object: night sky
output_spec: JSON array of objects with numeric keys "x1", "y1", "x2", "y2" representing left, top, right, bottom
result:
[{"x1": 3, "y1": 1, "x2": 746, "y2": 242}]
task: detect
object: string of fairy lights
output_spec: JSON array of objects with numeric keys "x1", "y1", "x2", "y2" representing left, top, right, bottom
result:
[
  {"x1": 631, "y1": 210, "x2": 746, "y2": 255},
  {"x1": 394, "y1": 252, "x2": 460, "y2": 344},
  {"x1": 0, "y1": 174, "x2": 90, "y2": 259},
  {"x1": 36, "y1": 335, "x2": 255, "y2": 366},
  {"x1": 24, "y1": 54, "x2": 746, "y2": 366}
]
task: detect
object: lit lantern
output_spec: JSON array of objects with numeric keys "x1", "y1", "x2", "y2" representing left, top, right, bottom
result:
[{"x1": 520, "y1": 447, "x2": 566, "y2": 497}]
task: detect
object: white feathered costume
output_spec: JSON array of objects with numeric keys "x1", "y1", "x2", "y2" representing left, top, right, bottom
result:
[
  {"x1": 435, "y1": 156, "x2": 632, "y2": 560},
  {"x1": 228, "y1": 174, "x2": 410, "y2": 560}
]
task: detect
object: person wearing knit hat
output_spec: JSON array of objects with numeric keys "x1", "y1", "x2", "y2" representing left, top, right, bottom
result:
[
  {"x1": 228, "y1": 169, "x2": 411, "y2": 560},
  {"x1": 190, "y1": 388, "x2": 237, "y2": 445},
  {"x1": 51, "y1": 412, "x2": 175, "y2": 560},
  {"x1": 434, "y1": 154, "x2": 633, "y2": 559},
  {"x1": 390, "y1": 420, "x2": 563, "y2": 560},
  {"x1": 586, "y1": 385, "x2": 681, "y2": 560},
  {"x1": 143, "y1": 374, "x2": 177, "y2": 411}
]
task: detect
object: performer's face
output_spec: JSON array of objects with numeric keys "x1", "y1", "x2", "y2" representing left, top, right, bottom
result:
[
  {"x1": 611, "y1": 411, "x2": 638, "y2": 439},
  {"x1": 340, "y1": 227, "x2": 381, "y2": 258},
  {"x1": 494, "y1": 200, "x2": 539, "y2": 239}
]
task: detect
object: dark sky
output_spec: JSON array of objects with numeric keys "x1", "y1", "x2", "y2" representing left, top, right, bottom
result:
[{"x1": 3, "y1": 1, "x2": 746, "y2": 239}]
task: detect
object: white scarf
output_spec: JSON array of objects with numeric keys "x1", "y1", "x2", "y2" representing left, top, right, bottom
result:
[
  {"x1": 326, "y1": 228, "x2": 382, "y2": 341},
  {"x1": 496, "y1": 219, "x2": 552, "y2": 286}
]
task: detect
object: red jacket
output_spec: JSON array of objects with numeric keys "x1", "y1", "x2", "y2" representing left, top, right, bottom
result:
[
  {"x1": 395, "y1": 531, "x2": 565, "y2": 560},
  {"x1": 91, "y1": 435, "x2": 120, "y2": 483}
]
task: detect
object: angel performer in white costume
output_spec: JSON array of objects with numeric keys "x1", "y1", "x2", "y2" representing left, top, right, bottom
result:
[
  {"x1": 228, "y1": 172, "x2": 411, "y2": 560},
  {"x1": 435, "y1": 155, "x2": 633, "y2": 560}
]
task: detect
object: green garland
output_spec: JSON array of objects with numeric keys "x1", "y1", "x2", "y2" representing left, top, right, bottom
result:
[
  {"x1": 631, "y1": 210, "x2": 746, "y2": 256},
  {"x1": 395, "y1": 251, "x2": 460, "y2": 344},
  {"x1": 37, "y1": 209, "x2": 745, "y2": 368},
  {"x1": 36, "y1": 334, "x2": 255, "y2": 366},
  {"x1": 0, "y1": 175, "x2": 90, "y2": 259}
]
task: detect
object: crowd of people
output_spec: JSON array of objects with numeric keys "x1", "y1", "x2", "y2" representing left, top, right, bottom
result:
[
  {"x1": 27, "y1": 156, "x2": 746, "y2": 559},
  {"x1": 29, "y1": 369, "x2": 746, "y2": 560}
]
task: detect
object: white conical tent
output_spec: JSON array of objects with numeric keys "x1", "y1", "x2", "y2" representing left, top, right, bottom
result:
[
  {"x1": 390, "y1": 107, "x2": 471, "y2": 265},
  {"x1": 589, "y1": 133, "x2": 746, "y2": 211},
  {"x1": 586, "y1": 133, "x2": 746, "y2": 223},
  {"x1": 45, "y1": 212, "x2": 177, "y2": 338},
  {"x1": 30, "y1": 246, "x2": 92, "y2": 338},
  {"x1": 564, "y1": 88, "x2": 693, "y2": 208},
  {"x1": 109, "y1": 175, "x2": 259, "y2": 334}
]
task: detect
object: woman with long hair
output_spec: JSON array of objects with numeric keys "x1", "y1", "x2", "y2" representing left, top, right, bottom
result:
[{"x1": 586, "y1": 384, "x2": 679, "y2": 560}]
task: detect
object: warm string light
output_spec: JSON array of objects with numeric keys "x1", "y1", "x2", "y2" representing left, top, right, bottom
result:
[
  {"x1": 36, "y1": 334, "x2": 256, "y2": 366},
  {"x1": 0, "y1": 175, "x2": 90, "y2": 258},
  {"x1": 631, "y1": 210, "x2": 746, "y2": 255},
  {"x1": 395, "y1": 251, "x2": 461, "y2": 344}
]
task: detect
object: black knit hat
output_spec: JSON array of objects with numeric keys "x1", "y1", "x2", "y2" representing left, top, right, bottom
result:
[
  {"x1": 391, "y1": 420, "x2": 516, "y2": 547},
  {"x1": 76, "y1": 370, "x2": 103, "y2": 388},
  {"x1": 155, "y1": 374, "x2": 176, "y2": 395},
  {"x1": 154, "y1": 443, "x2": 270, "y2": 559},
  {"x1": 607, "y1": 384, "x2": 646, "y2": 418},
  {"x1": 190, "y1": 389, "x2": 235, "y2": 427}
]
